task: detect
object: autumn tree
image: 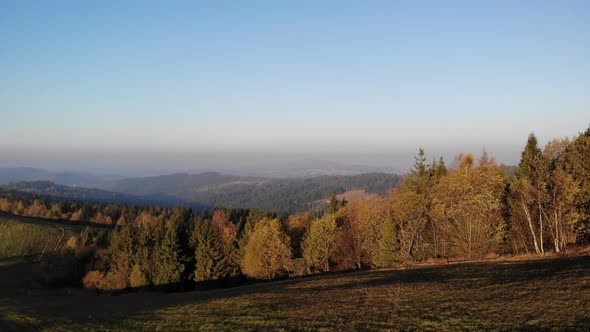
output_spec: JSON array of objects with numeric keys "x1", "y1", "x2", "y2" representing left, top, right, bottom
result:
[
  {"x1": 540, "y1": 138, "x2": 579, "y2": 252},
  {"x1": 333, "y1": 197, "x2": 389, "y2": 269},
  {"x1": 241, "y1": 218, "x2": 292, "y2": 279},
  {"x1": 285, "y1": 211, "x2": 313, "y2": 258},
  {"x1": 545, "y1": 166, "x2": 579, "y2": 252},
  {"x1": 432, "y1": 153, "x2": 507, "y2": 259},
  {"x1": 561, "y1": 127, "x2": 590, "y2": 242},
  {"x1": 390, "y1": 189, "x2": 428, "y2": 260},
  {"x1": 399, "y1": 149, "x2": 449, "y2": 259},
  {"x1": 509, "y1": 134, "x2": 547, "y2": 254},
  {"x1": 302, "y1": 214, "x2": 337, "y2": 272},
  {"x1": 24, "y1": 199, "x2": 48, "y2": 217}
]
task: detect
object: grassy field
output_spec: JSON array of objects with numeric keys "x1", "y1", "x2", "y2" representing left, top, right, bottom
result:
[
  {"x1": 0, "y1": 214, "x2": 87, "y2": 259},
  {"x1": 0, "y1": 253, "x2": 589, "y2": 331}
]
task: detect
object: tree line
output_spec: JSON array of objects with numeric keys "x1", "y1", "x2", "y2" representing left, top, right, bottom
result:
[{"x1": 1, "y1": 127, "x2": 589, "y2": 291}]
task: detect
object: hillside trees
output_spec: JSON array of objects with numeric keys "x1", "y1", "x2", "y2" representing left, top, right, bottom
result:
[
  {"x1": 403, "y1": 149, "x2": 448, "y2": 259},
  {"x1": 333, "y1": 196, "x2": 389, "y2": 269},
  {"x1": 151, "y1": 221, "x2": 186, "y2": 286},
  {"x1": 508, "y1": 133, "x2": 587, "y2": 254},
  {"x1": 2, "y1": 127, "x2": 590, "y2": 293},
  {"x1": 560, "y1": 127, "x2": 590, "y2": 242},
  {"x1": 83, "y1": 207, "x2": 194, "y2": 290},
  {"x1": 432, "y1": 154, "x2": 507, "y2": 258},
  {"x1": 193, "y1": 210, "x2": 240, "y2": 282}
]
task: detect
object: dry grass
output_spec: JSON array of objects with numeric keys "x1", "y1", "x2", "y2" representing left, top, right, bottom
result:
[
  {"x1": 0, "y1": 217, "x2": 81, "y2": 259},
  {"x1": 1, "y1": 253, "x2": 589, "y2": 331}
]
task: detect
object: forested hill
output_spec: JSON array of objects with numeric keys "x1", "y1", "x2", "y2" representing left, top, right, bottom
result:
[
  {"x1": 101, "y1": 172, "x2": 403, "y2": 213},
  {"x1": 0, "y1": 173, "x2": 402, "y2": 214},
  {"x1": 0, "y1": 181, "x2": 191, "y2": 208}
]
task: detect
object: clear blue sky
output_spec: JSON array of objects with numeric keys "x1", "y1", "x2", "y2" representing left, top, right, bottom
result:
[{"x1": 1, "y1": 1, "x2": 589, "y2": 172}]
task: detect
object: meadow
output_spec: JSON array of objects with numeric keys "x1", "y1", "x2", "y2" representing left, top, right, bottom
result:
[
  {"x1": 0, "y1": 213, "x2": 87, "y2": 259},
  {"x1": 1, "y1": 251, "x2": 589, "y2": 331}
]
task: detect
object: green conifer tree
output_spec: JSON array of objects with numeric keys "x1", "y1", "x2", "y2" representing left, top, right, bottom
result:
[
  {"x1": 194, "y1": 219, "x2": 239, "y2": 282},
  {"x1": 373, "y1": 215, "x2": 400, "y2": 268},
  {"x1": 151, "y1": 222, "x2": 185, "y2": 286}
]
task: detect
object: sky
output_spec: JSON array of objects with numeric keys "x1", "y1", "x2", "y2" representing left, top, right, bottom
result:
[{"x1": 1, "y1": 1, "x2": 589, "y2": 174}]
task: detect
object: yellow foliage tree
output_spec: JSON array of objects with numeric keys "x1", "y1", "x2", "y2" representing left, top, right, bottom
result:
[
  {"x1": 241, "y1": 218, "x2": 292, "y2": 279},
  {"x1": 302, "y1": 214, "x2": 337, "y2": 272},
  {"x1": 390, "y1": 189, "x2": 428, "y2": 261},
  {"x1": 334, "y1": 196, "x2": 389, "y2": 269},
  {"x1": 433, "y1": 153, "x2": 506, "y2": 259}
]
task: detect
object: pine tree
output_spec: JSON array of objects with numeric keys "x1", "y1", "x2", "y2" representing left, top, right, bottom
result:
[
  {"x1": 151, "y1": 222, "x2": 185, "y2": 286},
  {"x1": 194, "y1": 219, "x2": 239, "y2": 282},
  {"x1": 329, "y1": 194, "x2": 339, "y2": 214},
  {"x1": 407, "y1": 148, "x2": 433, "y2": 194},
  {"x1": 413, "y1": 148, "x2": 427, "y2": 176},
  {"x1": 436, "y1": 156, "x2": 448, "y2": 179}
]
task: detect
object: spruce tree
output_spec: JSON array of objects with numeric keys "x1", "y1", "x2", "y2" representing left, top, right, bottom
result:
[
  {"x1": 194, "y1": 219, "x2": 239, "y2": 282},
  {"x1": 329, "y1": 194, "x2": 339, "y2": 214},
  {"x1": 373, "y1": 215, "x2": 400, "y2": 268},
  {"x1": 151, "y1": 222, "x2": 185, "y2": 286}
]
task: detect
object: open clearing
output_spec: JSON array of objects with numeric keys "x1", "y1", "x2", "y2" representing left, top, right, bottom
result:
[
  {"x1": 0, "y1": 213, "x2": 107, "y2": 259},
  {"x1": 1, "y1": 253, "x2": 589, "y2": 331}
]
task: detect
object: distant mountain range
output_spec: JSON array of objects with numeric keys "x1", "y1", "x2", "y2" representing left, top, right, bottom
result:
[
  {"x1": 0, "y1": 181, "x2": 190, "y2": 208},
  {"x1": 0, "y1": 167, "x2": 121, "y2": 187},
  {"x1": 101, "y1": 172, "x2": 402, "y2": 213},
  {"x1": 0, "y1": 163, "x2": 400, "y2": 186},
  {"x1": 0, "y1": 168, "x2": 403, "y2": 213}
]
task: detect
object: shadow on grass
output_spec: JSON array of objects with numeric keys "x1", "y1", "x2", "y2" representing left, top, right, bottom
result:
[{"x1": 1, "y1": 254, "x2": 589, "y2": 330}]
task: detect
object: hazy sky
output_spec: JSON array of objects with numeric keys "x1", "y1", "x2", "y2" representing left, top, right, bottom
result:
[{"x1": 1, "y1": 1, "x2": 589, "y2": 174}]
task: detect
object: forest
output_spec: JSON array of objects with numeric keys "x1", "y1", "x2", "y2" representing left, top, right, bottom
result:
[
  {"x1": 0, "y1": 172, "x2": 402, "y2": 214},
  {"x1": 102, "y1": 171, "x2": 403, "y2": 213},
  {"x1": 0, "y1": 128, "x2": 588, "y2": 292}
]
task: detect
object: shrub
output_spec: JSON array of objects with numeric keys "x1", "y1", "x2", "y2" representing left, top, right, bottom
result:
[{"x1": 82, "y1": 270, "x2": 104, "y2": 290}]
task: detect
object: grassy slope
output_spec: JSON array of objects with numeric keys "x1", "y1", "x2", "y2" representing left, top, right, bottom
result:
[
  {"x1": 0, "y1": 214, "x2": 87, "y2": 259},
  {"x1": 1, "y1": 254, "x2": 589, "y2": 331}
]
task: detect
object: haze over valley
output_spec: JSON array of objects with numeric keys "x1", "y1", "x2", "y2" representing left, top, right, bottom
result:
[{"x1": 1, "y1": 1, "x2": 589, "y2": 331}]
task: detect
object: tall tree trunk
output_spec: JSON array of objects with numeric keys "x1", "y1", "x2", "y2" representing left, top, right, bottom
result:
[
  {"x1": 554, "y1": 210, "x2": 560, "y2": 253},
  {"x1": 522, "y1": 199, "x2": 540, "y2": 254},
  {"x1": 539, "y1": 201, "x2": 544, "y2": 254}
]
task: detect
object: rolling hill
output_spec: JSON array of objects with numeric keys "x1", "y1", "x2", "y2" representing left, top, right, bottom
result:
[
  {"x1": 0, "y1": 167, "x2": 120, "y2": 187},
  {"x1": 102, "y1": 172, "x2": 403, "y2": 213},
  {"x1": 0, "y1": 181, "x2": 192, "y2": 208}
]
